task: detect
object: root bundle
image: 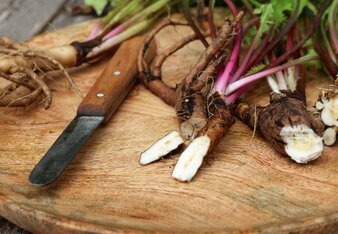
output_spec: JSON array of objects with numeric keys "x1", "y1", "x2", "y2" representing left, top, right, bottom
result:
[
  {"x1": 0, "y1": 38, "x2": 80, "y2": 109},
  {"x1": 138, "y1": 14, "x2": 241, "y2": 181}
]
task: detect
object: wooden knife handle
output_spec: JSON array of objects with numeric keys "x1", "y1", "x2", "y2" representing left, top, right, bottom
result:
[{"x1": 77, "y1": 36, "x2": 156, "y2": 123}]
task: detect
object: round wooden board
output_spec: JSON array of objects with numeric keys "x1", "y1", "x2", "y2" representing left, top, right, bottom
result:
[{"x1": 0, "y1": 19, "x2": 337, "y2": 234}]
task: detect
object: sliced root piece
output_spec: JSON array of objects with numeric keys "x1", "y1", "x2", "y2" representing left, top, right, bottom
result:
[
  {"x1": 316, "y1": 89, "x2": 338, "y2": 127},
  {"x1": 323, "y1": 126, "x2": 338, "y2": 146},
  {"x1": 173, "y1": 94, "x2": 235, "y2": 182},
  {"x1": 140, "y1": 131, "x2": 184, "y2": 165},
  {"x1": 172, "y1": 135, "x2": 210, "y2": 182},
  {"x1": 235, "y1": 91, "x2": 325, "y2": 163},
  {"x1": 280, "y1": 124, "x2": 323, "y2": 163}
]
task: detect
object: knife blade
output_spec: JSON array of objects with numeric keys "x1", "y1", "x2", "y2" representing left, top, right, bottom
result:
[{"x1": 29, "y1": 36, "x2": 156, "y2": 186}]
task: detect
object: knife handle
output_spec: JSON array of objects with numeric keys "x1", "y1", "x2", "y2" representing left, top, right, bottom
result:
[{"x1": 77, "y1": 36, "x2": 156, "y2": 123}]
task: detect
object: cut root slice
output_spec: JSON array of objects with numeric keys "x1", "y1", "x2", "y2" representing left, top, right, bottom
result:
[
  {"x1": 235, "y1": 91, "x2": 324, "y2": 161},
  {"x1": 323, "y1": 126, "x2": 337, "y2": 146},
  {"x1": 316, "y1": 90, "x2": 338, "y2": 127},
  {"x1": 320, "y1": 97, "x2": 338, "y2": 127},
  {"x1": 172, "y1": 135, "x2": 211, "y2": 182},
  {"x1": 139, "y1": 131, "x2": 184, "y2": 165},
  {"x1": 280, "y1": 124, "x2": 324, "y2": 163}
]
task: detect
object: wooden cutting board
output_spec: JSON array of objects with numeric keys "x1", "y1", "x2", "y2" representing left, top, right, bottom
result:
[{"x1": 0, "y1": 17, "x2": 337, "y2": 234}]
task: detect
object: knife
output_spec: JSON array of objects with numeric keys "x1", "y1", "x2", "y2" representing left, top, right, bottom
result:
[{"x1": 29, "y1": 36, "x2": 156, "y2": 186}]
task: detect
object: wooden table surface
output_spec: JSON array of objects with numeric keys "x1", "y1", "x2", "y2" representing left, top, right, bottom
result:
[
  {"x1": 1, "y1": 2, "x2": 337, "y2": 234},
  {"x1": 0, "y1": 0, "x2": 93, "y2": 233}
]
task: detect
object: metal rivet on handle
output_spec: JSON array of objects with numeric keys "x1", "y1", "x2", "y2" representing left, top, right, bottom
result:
[
  {"x1": 114, "y1": 70, "x2": 121, "y2": 76},
  {"x1": 96, "y1": 92, "x2": 104, "y2": 97}
]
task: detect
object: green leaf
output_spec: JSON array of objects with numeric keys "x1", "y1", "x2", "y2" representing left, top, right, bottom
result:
[
  {"x1": 248, "y1": 0, "x2": 262, "y2": 8},
  {"x1": 270, "y1": 0, "x2": 293, "y2": 27},
  {"x1": 307, "y1": 48, "x2": 318, "y2": 57},
  {"x1": 244, "y1": 64, "x2": 266, "y2": 76},
  {"x1": 253, "y1": 0, "x2": 312, "y2": 31},
  {"x1": 305, "y1": 2, "x2": 317, "y2": 14},
  {"x1": 243, "y1": 26, "x2": 258, "y2": 47},
  {"x1": 255, "y1": 4, "x2": 274, "y2": 37},
  {"x1": 84, "y1": 0, "x2": 110, "y2": 15}
]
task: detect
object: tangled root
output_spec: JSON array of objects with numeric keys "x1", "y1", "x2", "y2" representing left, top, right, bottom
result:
[
  {"x1": 138, "y1": 13, "x2": 242, "y2": 181},
  {"x1": 0, "y1": 37, "x2": 81, "y2": 109},
  {"x1": 139, "y1": 14, "x2": 241, "y2": 138}
]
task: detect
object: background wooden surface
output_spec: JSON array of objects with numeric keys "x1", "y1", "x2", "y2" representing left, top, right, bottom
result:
[
  {"x1": 0, "y1": 8, "x2": 338, "y2": 233},
  {"x1": 0, "y1": 0, "x2": 93, "y2": 233},
  {"x1": 0, "y1": 0, "x2": 93, "y2": 42}
]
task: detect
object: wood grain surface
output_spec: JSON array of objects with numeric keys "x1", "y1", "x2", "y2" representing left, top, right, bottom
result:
[{"x1": 0, "y1": 17, "x2": 337, "y2": 234}]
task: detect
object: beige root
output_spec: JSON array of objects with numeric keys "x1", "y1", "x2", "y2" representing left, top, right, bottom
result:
[{"x1": 0, "y1": 38, "x2": 81, "y2": 109}]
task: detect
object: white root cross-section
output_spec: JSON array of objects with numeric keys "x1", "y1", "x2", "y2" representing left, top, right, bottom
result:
[
  {"x1": 140, "y1": 131, "x2": 184, "y2": 165},
  {"x1": 280, "y1": 124, "x2": 324, "y2": 163},
  {"x1": 172, "y1": 135, "x2": 211, "y2": 182},
  {"x1": 323, "y1": 126, "x2": 337, "y2": 146},
  {"x1": 316, "y1": 93, "x2": 338, "y2": 127},
  {"x1": 316, "y1": 91, "x2": 338, "y2": 146}
]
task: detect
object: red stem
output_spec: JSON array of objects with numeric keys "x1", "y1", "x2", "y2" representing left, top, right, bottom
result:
[
  {"x1": 230, "y1": 34, "x2": 258, "y2": 82},
  {"x1": 208, "y1": 0, "x2": 217, "y2": 39},
  {"x1": 247, "y1": 27, "x2": 273, "y2": 69},
  {"x1": 214, "y1": 0, "x2": 242, "y2": 93},
  {"x1": 242, "y1": 18, "x2": 260, "y2": 37},
  {"x1": 226, "y1": 55, "x2": 318, "y2": 95},
  {"x1": 223, "y1": 0, "x2": 238, "y2": 15},
  {"x1": 266, "y1": 0, "x2": 331, "y2": 69},
  {"x1": 286, "y1": 26, "x2": 294, "y2": 52}
]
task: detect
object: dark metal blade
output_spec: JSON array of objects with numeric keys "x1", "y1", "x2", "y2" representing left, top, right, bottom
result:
[{"x1": 28, "y1": 115, "x2": 104, "y2": 186}]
